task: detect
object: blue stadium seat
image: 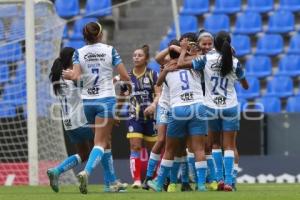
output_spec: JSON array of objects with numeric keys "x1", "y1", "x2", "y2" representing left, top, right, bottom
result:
[
  {"x1": 256, "y1": 34, "x2": 283, "y2": 56},
  {"x1": 247, "y1": 0, "x2": 274, "y2": 13},
  {"x1": 277, "y1": 55, "x2": 300, "y2": 77},
  {"x1": 63, "y1": 25, "x2": 68, "y2": 39},
  {"x1": 55, "y1": 0, "x2": 80, "y2": 19},
  {"x1": 279, "y1": 0, "x2": 300, "y2": 12},
  {"x1": 0, "y1": 5, "x2": 18, "y2": 18},
  {"x1": 267, "y1": 10, "x2": 295, "y2": 33},
  {"x1": 69, "y1": 17, "x2": 99, "y2": 40},
  {"x1": 0, "y1": 20, "x2": 5, "y2": 40},
  {"x1": 245, "y1": 56, "x2": 272, "y2": 78},
  {"x1": 234, "y1": 12, "x2": 262, "y2": 34},
  {"x1": 238, "y1": 98, "x2": 247, "y2": 112},
  {"x1": 0, "y1": 100, "x2": 16, "y2": 118},
  {"x1": 180, "y1": 0, "x2": 209, "y2": 15},
  {"x1": 167, "y1": 15, "x2": 198, "y2": 38},
  {"x1": 231, "y1": 34, "x2": 251, "y2": 57},
  {"x1": 214, "y1": 0, "x2": 241, "y2": 14},
  {"x1": 204, "y1": 14, "x2": 230, "y2": 35},
  {"x1": 256, "y1": 97, "x2": 281, "y2": 113},
  {"x1": 0, "y1": 42, "x2": 23, "y2": 63},
  {"x1": 286, "y1": 96, "x2": 300, "y2": 112},
  {"x1": 159, "y1": 36, "x2": 172, "y2": 51},
  {"x1": 64, "y1": 40, "x2": 85, "y2": 49},
  {"x1": 265, "y1": 76, "x2": 293, "y2": 98},
  {"x1": 148, "y1": 59, "x2": 160, "y2": 73},
  {"x1": 236, "y1": 77, "x2": 260, "y2": 99},
  {"x1": 8, "y1": 19, "x2": 24, "y2": 41},
  {"x1": 287, "y1": 33, "x2": 300, "y2": 54},
  {"x1": 85, "y1": 0, "x2": 112, "y2": 18},
  {"x1": 0, "y1": 64, "x2": 9, "y2": 84}
]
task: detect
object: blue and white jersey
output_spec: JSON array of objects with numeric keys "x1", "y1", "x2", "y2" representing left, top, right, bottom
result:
[
  {"x1": 158, "y1": 83, "x2": 170, "y2": 111},
  {"x1": 58, "y1": 79, "x2": 88, "y2": 130},
  {"x1": 72, "y1": 43, "x2": 122, "y2": 99},
  {"x1": 192, "y1": 49, "x2": 245, "y2": 109},
  {"x1": 165, "y1": 69, "x2": 204, "y2": 108}
]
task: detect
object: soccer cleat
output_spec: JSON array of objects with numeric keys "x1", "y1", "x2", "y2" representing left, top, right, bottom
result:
[
  {"x1": 197, "y1": 184, "x2": 207, "y2": 192},
  {"x1": 181, "y1": 183, "x2": 193, "y2": 192},
  {"x1": 206, "y1": 181, "x2": 218, "y2": 191},
  {"x1": 77, "y1": 171, "x2": 88, "y2": 194},
  {"x1": 163, "y1": 177, "x2": 170, "y2": 192},
  {"x1": 47, "y1": 168, "x2": 60, "y2": 193},
  {"x1": 131, "y1": 180, "x2": 142, "y2": 189},
  {"x1": 167, "y1": 183, "x2": 177, "y2": 192},
  {"x1": 217, "y1": 180, "x2": 225, "y2": 191},
  {"x1": 142, "y1": 178, "x2": 151, "y2": 190},
  {"x1": 147, "y1": 180, "x2": 162, "y2": 192},
  {"x1": 109, "y1": 180, "x2": 128, "y2": 192},
  {"x1": 223, "y1": 184, "x2": 233, "y2": 192}
]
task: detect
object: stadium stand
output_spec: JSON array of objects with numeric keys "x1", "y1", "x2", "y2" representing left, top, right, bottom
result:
[
  {"x1": 245, "y1": 56, "x2": 272, "y2": 78},
  {"x1": 267, "y1": 10, "x2": 294, "y2": 34},
  {"x1": 231, "y1": 34, "x2": 251, "y2": 57},
  {"x1": 55, "y1": 0, "x2": 80, "y2": 19},
  {"x1": 236, "y1": 77, "x2": 260, "y2": 99},
  {"x1": 286, "y1": 96, "x2": 300, "y2": 112},
  {"x1": 264, "y1": 76, "x2": 294, "y2": 98},
  {"x1": 279, "y1": 0, "x2": 300, "y2": 12},
  {"x1": 277, "y1": 55, "x2": 300, "y2": 77},
  {"x1": 180, "y1": 0, "x2": 209, "y2": 15},
  {"x1": 167, "y1": 15, "x2": 198, "y2": 38},
  {"x1": 85, "y1": 0, "x2": 112, "y2": 18},
  {"x1": 69, "y1": 17, "x2": 99, "y2": 40},
  {"x1": 246, "y1": 0, "x2": 274, "y2": 13},
  {"x1": 255, "y1": 97, "x2": 282, "y2": 113},
  {"x1": 213, "y1": 0, "x2": 241, "y2": 14},
  {"x1": 287, "y1": 33, "x2": 300, "y2": 54},
  {"x1": 234, "y1": 11, "x2": 262, "y2": 34},
  {"x1": 204, "y1": 14, "x2": 230, "y2": 34},
  {"x1": 256, "y1": 34, "x2": 284, "y2": 56}
]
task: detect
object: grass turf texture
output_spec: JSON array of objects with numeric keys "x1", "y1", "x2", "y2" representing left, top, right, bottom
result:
[{"x1": 1, "y1": 184, "x2": 300, "y2": 200}]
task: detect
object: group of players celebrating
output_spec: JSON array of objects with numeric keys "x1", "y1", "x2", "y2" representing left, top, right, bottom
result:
[{"x1": 47, "y1": 21, "x2": 249, "y2": 194}]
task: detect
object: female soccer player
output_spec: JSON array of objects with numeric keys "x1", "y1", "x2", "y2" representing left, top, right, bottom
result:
[
  {"x1": 177, "y1": 31, "x2": 249, "y2": 191},
  {"x1": 48, "y1": 47, "x2": 94, "y2": 193},
  {"x1": 123, "y1": 45, "x2": 159, "y2": 188},
  {"x1": 62, "y1": 22, "x2": 131, "y2": 194},
  {"x1": 148, "y1": 45, "x2": 208, "y2": 192}
]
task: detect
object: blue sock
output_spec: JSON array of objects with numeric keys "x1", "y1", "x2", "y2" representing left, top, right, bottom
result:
[
  {"x1": 187, "y1": 151, "x2": 197, "y2": 182},
  {"x1": 232, "y1": 163, "x2": 238, "y2": 185},
  {"x1": 56, "y1": 154, "x2": 81, "y2": 175},
  {"x1": 195, "y1": 161, "x2": 207, "y2": 186},
  {"x1": 84, "y1": 146, "x2": 104, "y2": 175},
  {"x1": 224, "y1": 150, "x2": 234, "y2": 185},
  {"x1": 101, "y1": 149, "x2": 117, "y2": 185},
  {"x1": 206, "y1": 155, "x2": 217, "y2": 183},
  {"x1": 156, "y1": 159, "x2": 173, "y2": 189},
  {"x1": 170, "y1": 157, "x2": 181, "y2": 184},
  {"x1": 212, "y1": 149, "x2": 223, "y2": 182},
  {"x1": 180, "y1": 156, "x2": 189, "y2": 184},
  {"x1": 146, "y1": 152, "x2": 160, "y2": 179}
]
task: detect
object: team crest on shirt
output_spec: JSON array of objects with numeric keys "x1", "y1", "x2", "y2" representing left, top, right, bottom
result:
[
  {"x1": 143, "y1": 77, "x2": 150, "y2": 84},
  {"x1": 213, "y1": 96, "x2": 227, "y2": 105},
  {"x1": 128, "y1": 125, "x2": 134, "y2": 132}
]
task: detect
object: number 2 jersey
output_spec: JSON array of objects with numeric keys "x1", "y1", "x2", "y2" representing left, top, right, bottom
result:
[
  {"x1": 192, "y1": 49, "x2": 245, "y2": 109},
  {"x1": 72, "y1": 43, "x2": 122, "y2": 99},
  {"x1": 165, "y1": 69, "x2": 204, "y2": 108},
  {"x1": 57, "y1": 79, "x2": 88, "y2": 131}
]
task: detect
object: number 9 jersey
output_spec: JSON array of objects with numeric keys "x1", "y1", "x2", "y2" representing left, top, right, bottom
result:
[
  {"x1": 192, "y1": 49, "x2": 245, "y2": 109},
  {"x1": 72, "y1": 43, "x2": 122, "y2": 99}
]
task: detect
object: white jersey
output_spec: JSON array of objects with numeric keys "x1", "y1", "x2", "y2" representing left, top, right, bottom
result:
[
  {"x1": 158, "y1": 83, "x2": 170, "y2": 110},
  {"x1": 165, "y1": 69, "x2": 204, "y2": 108},
  {"x1": 192, "y1": 50, "x2": 245, "y2": 109},
  {"x1": 57, "y1": 79, "x2": 88, "y2": 130},
  {"x1": 73, "y1": 43, "x2": 122, "y2": 99}
]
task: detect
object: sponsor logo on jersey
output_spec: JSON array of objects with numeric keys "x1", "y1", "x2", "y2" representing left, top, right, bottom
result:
[
  {"x1": 143, "y1": 77, "x2": 150, "y2": 84},
  {"x1": 87, "y1": 87, "x2": 99, "y2": 95},
  {"x1": 210, "y1": 62, "x2": 221, "y2": 72},
  {"x1": 84, "y1": 52, "x2": 106, "y2": 62},
  {"x1": 64, "y1": 119, "x2": 72, "y2": 127},
  {"x1": 128, "y1": 125, "x2": 134, "y2": 132},
  {"x1": 213, "y1": 96, "x2": 226, "y2": 105},
  {"x1": 180, "y1": 92, "x2": 194, "y2": 102}
]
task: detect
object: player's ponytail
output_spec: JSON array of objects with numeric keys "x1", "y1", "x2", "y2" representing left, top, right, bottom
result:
[
  {"x1": 214, "y1": 31, "x2": 233, "y2": 77},
  {"x1": 141, "y1": 44, "x2": 150, "y2": 60},
  {"x1": 49, "y1": 47, "x2": 75, "y2": 95}
]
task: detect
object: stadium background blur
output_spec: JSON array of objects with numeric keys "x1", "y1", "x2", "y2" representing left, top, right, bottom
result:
[{"x1": 0, "y1": 0, "x2": 300, "y2": 186}]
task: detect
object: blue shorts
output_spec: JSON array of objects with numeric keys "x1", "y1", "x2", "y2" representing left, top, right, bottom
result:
[
  {"x1": 167, "y1": 103, "x2": 207, "y2": 138},
  {"x1": 126, "y1": 118, "x2": 157, "y2": 142},
  {"x1": 83, "y1": 97, "x2": 116, "y2": 124},
  {"x1": 206, "y1": 106, "x2": 240, "y2": 132},
  {"x1": 156, "y1": 105, "x2": 170, "y2": 125},
  {"x1": 66, "y1": 125, "x2": 94, "y2": 144}
]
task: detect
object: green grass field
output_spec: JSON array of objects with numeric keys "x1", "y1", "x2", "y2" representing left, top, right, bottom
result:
[{"x1": 1, "y1": 184, "x2": 300, "y2": 200}]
